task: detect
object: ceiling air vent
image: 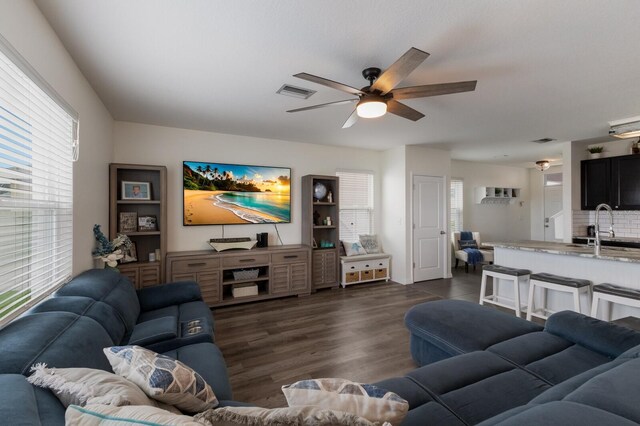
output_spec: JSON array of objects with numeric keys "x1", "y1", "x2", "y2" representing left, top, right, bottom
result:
[
  {"x1": 531, "y1": 138, "x2": 556, "y2": 144},
  {"x1": 276, "y1": 84, "x2": 316, "y2": 99}
]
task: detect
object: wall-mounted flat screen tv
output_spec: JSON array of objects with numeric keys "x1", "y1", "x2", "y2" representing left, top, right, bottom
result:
[{"x1": 183, "y1": 161, "x2": 291, "y2": 225}]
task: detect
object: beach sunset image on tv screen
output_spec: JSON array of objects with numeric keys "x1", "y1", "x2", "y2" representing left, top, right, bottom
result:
[{"x1": 183, "y1": 161, "x2": 291, "y2": 225}]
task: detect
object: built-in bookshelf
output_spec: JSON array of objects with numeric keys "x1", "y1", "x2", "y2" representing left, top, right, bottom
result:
[{"x1": 109, "y1": 164, "x2": 167, "y2": 287}]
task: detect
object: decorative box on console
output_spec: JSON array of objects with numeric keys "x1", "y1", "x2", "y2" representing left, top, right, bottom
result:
[{"x1": 232, "y1": 282, "x2": 258, "y2": 298}]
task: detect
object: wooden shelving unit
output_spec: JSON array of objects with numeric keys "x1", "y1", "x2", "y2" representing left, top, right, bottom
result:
[
  {"x1": 109, "y1": 163, "x2": 167, "y2": 288},
  {"x1": 302, "y1": 175, "x2": 340, "y2": 290}
]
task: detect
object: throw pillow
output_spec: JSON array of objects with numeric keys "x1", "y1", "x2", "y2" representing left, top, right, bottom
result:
[
  {"x1": 458, "y1": 239, "x2": 478, "y2": 249},
  {"x1": 65, "y1": 404, "x2": 201, "y2": 425},
  {"x1": 343, "y1": 241, "x2": 368, "y2": 256},
  {"x1": 282, "y1": 378, "x2": 408, "y2": 426},
  {"x1": 195, "y1": 406, "x2": 389, "y2": 426},
  {"x1": 103, "y1": 345, "x2": 218, "y2": 413},
  {"x1": 27, "y1": 363, "x2": 158, "y2": 408},
  {"x1": 359, "y1": 235, "x2": 381, "y2": 254}
]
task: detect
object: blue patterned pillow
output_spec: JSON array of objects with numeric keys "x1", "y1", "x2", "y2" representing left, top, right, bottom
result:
[
  {"x1": 104, "y1": 345, "x2": 217, "y2": 413},
  {"x1": 282, "y1": 378, "x2": 408, "y2": 425},
  {"x1": 458, "y1": 239, "x2": 478, "y2": 249}
]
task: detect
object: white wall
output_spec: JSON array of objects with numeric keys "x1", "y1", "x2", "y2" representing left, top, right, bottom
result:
[
  {"x1": 380, "y1": 146, "x2": 407, "y2": 284},
  {"x1": 113, "y1": 121, "x2": 381, "y2": 252},
  {"x1": 451, "y1": 160, "x2": 530, "y2": 243},
  {"x1": 0, "y1": 0, "x2": 114, "y2": 274},
  {"x1": 405, "y1": 146, "x2": 452, "y2": 281}
]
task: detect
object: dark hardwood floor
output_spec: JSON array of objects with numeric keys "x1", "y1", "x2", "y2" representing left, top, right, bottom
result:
[{"x1": 213, "y1": 268, "x2": 486, "y2": 407}]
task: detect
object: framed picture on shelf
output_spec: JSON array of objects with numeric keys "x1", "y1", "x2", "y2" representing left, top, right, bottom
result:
[
  {"x1": 120, "y1": 242, "x2": 137, "y2": 263},
  {"x1": 138, "y1": 215, "x2": 157, "y2": 232},
  {"x1": 119, "y1": 212, "x2": 138, "y2": 233},
  {"x1": 121, "y1": 181, "x2": 151, "y2": 200}
]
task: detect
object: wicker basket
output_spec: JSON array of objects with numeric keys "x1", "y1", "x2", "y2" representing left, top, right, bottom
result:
[{"x1": 233, "y1": 268, "x2": 259, "y2": 280}]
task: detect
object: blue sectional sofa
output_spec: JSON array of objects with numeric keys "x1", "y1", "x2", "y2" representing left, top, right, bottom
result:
[
  {"x1": 1, "y1": 270, "x2": 640, "y2": 425},
  {"x1": 0, "y1": 268, "x2": 234, "y2": 425},
  {"x1": 375, "y1": 299, "x2": 640, "y2": 425}
]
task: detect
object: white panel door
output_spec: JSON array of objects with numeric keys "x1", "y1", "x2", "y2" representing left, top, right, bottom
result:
[{"x1": 413, "y1": 175, "x2": 446, "y2": 281}]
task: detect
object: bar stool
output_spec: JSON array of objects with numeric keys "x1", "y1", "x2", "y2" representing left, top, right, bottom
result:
[
  {"x1": 526, "y1": 273, "x2": 591, "y2": 321},
  {"x1": 591, "y1": 283, "x2": 640, "y2": 320},
  {"x1": 480, "y1": 264, "x2": 531, "y2": 317}
]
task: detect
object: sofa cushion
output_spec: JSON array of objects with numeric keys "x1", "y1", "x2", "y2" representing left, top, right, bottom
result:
[
  {"x1": 405, "y1": 351, "x2": 550, "y2": 425},
  {"x1": 104, "y1": 345, "x2": 218, "y2": 413},
  {"x1": 405, "y1": 300, "x2": 542, "y2": 365},
  {"x1": 488, "y1": 331, "x2": 612, "y2": 385},
  {"x1": 26, "y1": 296, "x2": 126, "y2": 344},
  {"x1": 477, "y1": 401, "x2": 638, "y2": 426},
  {"x1": 0, "y1": 312, "x2": 113, "y2": 375},
  {"x1": 400, "y1": 401, "x2": 466, "y2": 426},
  {"x1": 0, "y1": 374, "x2": 65, "y2": 426},
  {"x1": 128, "y1": 317, "x2": 178, "y2": 347},
  {"x1": 544, "y1": 310, "x2": 640, "y2": 358},
  {"x1": 372, "y1": 377, "x2": 433, "y2": 409},
  {"x1": 528, "y1": 359, "x2": 627, "y2": 404},
  {"x1": 163, "y1": 343, "x2": 233, "y2": 402},
  {"x1": 562, "y1": 357, "x2": 640, "y2": 424},
  {"x1": 54, "y1": 269, "x2": 140, "y2": 335}
]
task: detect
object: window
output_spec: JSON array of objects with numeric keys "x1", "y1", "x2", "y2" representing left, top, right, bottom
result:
[
  {"x1": 336, "y1": 170, "x2": 374, "y2": 242},
  {"x1": 450, "y1": 179, "x2": 463, "y2": 233},
  {"x1": 0, "y1": 36, "x2": 77, "y2": 325}
]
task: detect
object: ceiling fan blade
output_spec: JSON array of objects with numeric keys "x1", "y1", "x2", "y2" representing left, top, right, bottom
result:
[
  {"x1": 386, "y1": 100, "x2": 425, "y2": 122},
  {"x1": 293, "y1": 73, "x2": 364, "y2": 96},
  {"x1": 287, "y1": 99, "x2": 357, "y2": 113},
  {"x1": 371, "y1": 47, "x2": 430, "y2": 95},
  {"x1": 342, "y1": 109, "x2": 359, "y2": 128},
  {"x1": 390, "y1": 81, "x2": 477, "y2": 100}
]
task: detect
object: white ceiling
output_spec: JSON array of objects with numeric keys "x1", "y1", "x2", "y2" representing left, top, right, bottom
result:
[{"x1": 35, "y1": 0, "x2": 640, "y2": 166}]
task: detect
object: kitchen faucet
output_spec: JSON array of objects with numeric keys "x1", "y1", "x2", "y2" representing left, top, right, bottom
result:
[{"x1": 594, "y1": 203, "x2": 615, "y2": 255}]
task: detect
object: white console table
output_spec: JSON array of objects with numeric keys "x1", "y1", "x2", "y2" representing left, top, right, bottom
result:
[{"x1": 340, "y1": 253, "x2": 391, "y2": 287}]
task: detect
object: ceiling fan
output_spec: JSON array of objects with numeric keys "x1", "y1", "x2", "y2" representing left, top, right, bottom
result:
[{"x1": 287, "y1": 47, "x2": 477, "y2": 128}]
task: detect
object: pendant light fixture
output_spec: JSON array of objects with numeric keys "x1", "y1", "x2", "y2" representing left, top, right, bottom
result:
[{"x1": 535, "y1": 160, "x2": 551, "y2": 171}]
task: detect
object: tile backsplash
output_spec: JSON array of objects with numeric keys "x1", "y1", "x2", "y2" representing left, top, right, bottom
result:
[{"x1": 573, "y1": 210, "x2": 640, "y2": 238}]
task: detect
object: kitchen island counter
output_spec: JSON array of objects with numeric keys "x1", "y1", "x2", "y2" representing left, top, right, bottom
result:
[{"x1": 484, "y1": 241, "x2": 640, "y2": 319}]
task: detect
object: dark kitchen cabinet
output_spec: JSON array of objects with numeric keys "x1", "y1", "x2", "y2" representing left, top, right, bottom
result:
[
  {"x1": 611, "y1": 156, "x2": 640, "y2": 209},
  {"x1": 581, "y1": 158, "x2": 610, "y2": 209},
  {"x1": 581, "y1": 154, "x2": 640, "y2": 210}
]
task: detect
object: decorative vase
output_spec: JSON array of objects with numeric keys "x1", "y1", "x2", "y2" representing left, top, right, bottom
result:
[
  {"x1": 589, "y1": 152, "x2": 602, "y2": 159},
  {"x1": 93, "y1": 257, "x2": 105, "y2": 269}
]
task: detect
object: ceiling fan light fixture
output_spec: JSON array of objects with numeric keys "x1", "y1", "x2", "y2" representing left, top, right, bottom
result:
[
  {"x1": 356, "y1": 99, "x2": 387, "y2": 118},
  {"x1": 535, "y1": 160, "x2": 551, "y2": 171}
]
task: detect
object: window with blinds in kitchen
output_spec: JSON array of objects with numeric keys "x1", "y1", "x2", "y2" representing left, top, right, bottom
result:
[
  {"x1": 336, "y1": 170, "x2": 374, "y2": 242},
  {"x1": 0, "y1": 35, "x2": 78, "y2": 325}
]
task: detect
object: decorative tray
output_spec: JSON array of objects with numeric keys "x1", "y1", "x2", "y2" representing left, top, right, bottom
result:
[{"x1": 208, "y1": 240, "x2": 257, "y2": 252}]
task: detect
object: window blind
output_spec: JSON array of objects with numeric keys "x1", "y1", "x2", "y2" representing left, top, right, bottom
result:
[
  {"x1": 450, "y1": 179, "x2": 463, "y2": 233},
  {"x1": 336, "y1": 170, "x2": 374, "y2": 242},
  {"x1": 0, "y1": 37, "x2": 75, "y2": 325}
]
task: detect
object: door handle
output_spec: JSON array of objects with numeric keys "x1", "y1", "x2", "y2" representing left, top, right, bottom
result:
[{"x1": 440, "y1": 231, "x2": 446, "y2": 235}]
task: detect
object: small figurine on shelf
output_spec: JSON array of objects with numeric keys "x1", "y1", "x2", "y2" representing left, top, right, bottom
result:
[{"x1": 327, "y1": 191, "x2": 333, "y2": 203}]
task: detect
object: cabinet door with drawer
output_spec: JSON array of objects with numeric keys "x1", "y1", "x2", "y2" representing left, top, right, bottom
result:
[
  {"x1": 198, "y1": 271, "x2": 221, "y2": 305},
  {"x1": 139, "y1": 264, "x2": 161, "y2": 288}
]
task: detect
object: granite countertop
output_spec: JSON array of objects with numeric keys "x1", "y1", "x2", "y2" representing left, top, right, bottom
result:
[
  {"x1": 484, "y1": 240, "x2": 640, "y2": 264},
  {"x1": 573, "y1": 235, "x2": 640, "y2": 244}
]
